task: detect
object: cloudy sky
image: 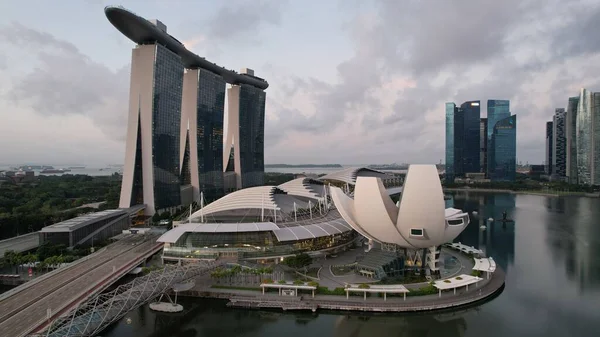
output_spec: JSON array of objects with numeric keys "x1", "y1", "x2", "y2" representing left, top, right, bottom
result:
[{"x1": 1, "y1": 0, "x2": 599, "y2": 166}]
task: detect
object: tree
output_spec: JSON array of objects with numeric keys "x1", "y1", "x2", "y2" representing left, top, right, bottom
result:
[{"x1": 283, "y1": 253, "x2": 313, "y2": 270}]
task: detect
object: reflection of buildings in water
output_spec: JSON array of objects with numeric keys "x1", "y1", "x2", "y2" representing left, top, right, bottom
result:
[
  {"x1": 545, "y1": 197, "x2": 600, "y2": 292},
  {"x1": 332, "y1": 312, "x2": 467, "y2": 337},
  {"x1": 449, "y1": 192, "x2": 515, "y2": 269}
]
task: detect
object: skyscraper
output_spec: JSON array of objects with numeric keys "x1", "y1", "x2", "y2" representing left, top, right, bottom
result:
[
  {"x1": 180, "y1": 68, "x2": 226, "y2": 203},
  {"x1": 552, "y1": 108, "x2": 567, "y2": 177},
  {"x1": 480, "y1": 118, "x2": 488, "y2": 174},
  {"x1": 445, "y1": 101, "x2": 480, "y2": 181},
  {"x1": 119, "y1": 42, "x2": 184, "y2": 215},
  {"x1": 460, "y1": 101, "x2": 481, "y2": 174},
  {"x1": 545, "y1": 121, "x2": 553, "y2": 175},
  {"x1": 224, "y1": 77, "x2": 267, "y2": 189},
  {"x1": 566, "y1": 96, "x2": 580, "y2": 184},
  {"x1": 487, "y1": 100, "x2": 510, "y2": 177},
  {"x1": 105, "y1": 7, "x2": 269, "y2": 215},
  {"x1": 445, "y1": 103, "x2": 457, "y2": 182},
  {"x1": 489, "y1": 115, "x2": 517, "y2": 181},
  {"x1": 576, "y1": 88, "x2": 600, "y2": 185}
]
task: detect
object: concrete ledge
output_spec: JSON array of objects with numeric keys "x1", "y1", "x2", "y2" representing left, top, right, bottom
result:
[{"x1": 182, "y1": 265, "x2": 505, "y2": 313}]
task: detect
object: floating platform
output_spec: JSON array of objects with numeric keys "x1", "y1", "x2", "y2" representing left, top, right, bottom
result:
[{"x1": 149, "y1": 302, "x2": 183, "y2": 313}]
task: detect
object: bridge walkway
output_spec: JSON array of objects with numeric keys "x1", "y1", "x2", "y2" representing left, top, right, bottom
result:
[{"x1": 0, "y1": 234, "x2": 162, "y2": 337}]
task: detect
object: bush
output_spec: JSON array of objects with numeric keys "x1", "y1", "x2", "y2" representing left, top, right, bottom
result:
[
  {"x1": 278, "y1": 280, "x2": 287, "y2": 284},
  {"x1": 293, "y1": 280, "x2": 305, "y2": 285},
  {"x1": 455, "y1": 276, "x2": 463, "y2": 280},
  {"x1": 307, "y1": 281, "x2": 319, "y2": 287},
  {"x1": 358, "y1": 283, "x2": 370, "y2": 289},
  {"x1": 262, "y1": 278, "x2": 274, "y2": 284},
  {"x1": 471, "y1": 270, "x2": 482, "y2": 277},
  {"x1": 443, "y1": 280, "x2": 451, "y2": 283},
  {"x1": 407, "y1": 284, "x2": 438, "y2": 297},
  {"x1": 317, "y1": 287, "x2": 346, "y2": 295}
]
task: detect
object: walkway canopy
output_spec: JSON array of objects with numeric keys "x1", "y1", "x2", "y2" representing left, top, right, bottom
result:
[
  {"x1": 447, "y1": 242, "x2": 484, "y2": 255},
  {"x1": 345, "y1": 284, "x2": 409, "y2": 301},
  {"x1": 473, "y1": 257, "x2": 497, "y2": 273},
  {"x1": 433, "y1": 274, "x2": 483, "y2": 297},
  {"x1": 260, "y1": 283, "x2": 317, "y2": 297}
]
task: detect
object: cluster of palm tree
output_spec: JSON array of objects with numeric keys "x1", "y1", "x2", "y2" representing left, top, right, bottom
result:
[
  {"x1": 210, "y1": 265, "x2": 274, "y2": 285},
  {"x1": 2, "y1": 250, "x2": 74, "y2": 274}
]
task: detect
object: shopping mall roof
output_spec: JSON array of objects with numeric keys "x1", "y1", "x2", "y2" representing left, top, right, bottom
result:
[
  {"x1": 40, "y1": 209, "x2": 126, "y2": 233},
  {"x1": 318, "y1": 167, "x2": 392, "y2": 185},
  {"x1": 158, "y1": 210, "x2": 353, "y2": 243},
  {"x1": 278, "y1": 177, "x2": 326, "y2": 200}
]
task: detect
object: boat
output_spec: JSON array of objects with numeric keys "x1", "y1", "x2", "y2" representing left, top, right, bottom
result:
[
  {"x1": 480, "y1": 225, "x2": 487, "y2": 230},
  {"x1": 68, "y1": 166, "x2": 86, "y2": 169},
  {"x1": 40, "y1": 169, "x2": 69, "y2": 174}
]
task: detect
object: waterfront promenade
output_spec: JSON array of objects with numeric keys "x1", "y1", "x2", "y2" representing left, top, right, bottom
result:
[{"x1": 179, "y1": 253, "x2": 504, "y2": 313}]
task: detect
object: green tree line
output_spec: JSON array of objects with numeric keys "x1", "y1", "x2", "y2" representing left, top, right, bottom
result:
[{"x1": 0, "y1": 174, "x2": 121, "y2": 239}]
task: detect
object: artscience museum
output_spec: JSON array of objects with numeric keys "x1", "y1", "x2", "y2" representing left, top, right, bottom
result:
[
  {"x1": 157, "y1": 165, "x2": 470, "y2": 277},
  {"x1": 331, "y1": 165, "x2": 470, "y2": 275}
]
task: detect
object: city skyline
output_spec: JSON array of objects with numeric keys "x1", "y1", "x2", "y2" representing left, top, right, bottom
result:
[{"x1": 1, "y1": 0, "x2": 600, "y2": 166}]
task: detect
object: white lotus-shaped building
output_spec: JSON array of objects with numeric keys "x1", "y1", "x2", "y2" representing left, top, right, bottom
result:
[{"x1": 330, "y1": 164, "x2": 469, "y2": 254}]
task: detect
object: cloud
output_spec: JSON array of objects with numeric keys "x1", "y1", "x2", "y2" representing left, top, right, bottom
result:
[
  {"x1": 262, "y1": 0, "x2": 600, "y2": 164},
  {"x1": 0, "y1": 22, "x2": 129, "y2": 142},
  {"x1": 207, "y1": 0, "x2": 288, "y2": 41}
]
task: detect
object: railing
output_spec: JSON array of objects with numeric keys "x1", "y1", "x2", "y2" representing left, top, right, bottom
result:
[{"x1": 32, "y1": 261, "x2": 222, "y2": 337}]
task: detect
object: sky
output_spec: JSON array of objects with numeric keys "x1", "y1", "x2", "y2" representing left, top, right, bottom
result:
[{"x1": 1, "y1": 0, "x2": 599, "y2": 167}]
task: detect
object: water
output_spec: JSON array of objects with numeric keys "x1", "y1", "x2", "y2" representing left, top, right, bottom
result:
[{"x1": 101, "y1": 192, "x2": 600, "y2": 337}]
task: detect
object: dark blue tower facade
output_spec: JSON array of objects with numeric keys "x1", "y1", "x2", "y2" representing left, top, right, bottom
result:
[{"x1": 490, "y1": 115, "x2": 517, "y2": 181}]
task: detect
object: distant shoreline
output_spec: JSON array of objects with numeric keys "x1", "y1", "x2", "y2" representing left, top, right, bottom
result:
[
  {"x1": 444, "y1": 187, "x2": 599, "y2": 198},
  {"x1": 265, "y1": 164, "x2": 343, "y2": 168}
]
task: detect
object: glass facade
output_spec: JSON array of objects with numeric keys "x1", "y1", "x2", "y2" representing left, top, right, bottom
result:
[
  {"x1": 152, "y1": 44, "x2": 184, "y2": 210},
  {"x1": 445, "y1": 103, "x2": 456, "y2": 182},
  {"x1": 566, "y1": 96, "x2": 580, "y2": 183},
  {"x1": 490, "y1": 115, "x2": 517, "y2": 181},
  {"x1": 238, "y1": 84, "x2": 266, "y2": 188},
  {"x1": 487, "y1": 100, "x2": 510, "y2": 177},
  {"x1": 460, "y1": 101, "x2": 481, "y2": 174},
  {"x1": 130, "y1": 113, "x2": 144, "y2": 206},
  {"x1": 163, "y1": 230, "x2": 356, "y2": 260},
  {"x1": 196, "y1": 69, "x2": 226, "y2": 200},
  {"x1": 552, "y1": 108, "x2": 567, "y2": 177},
  {"x1": 480, "y1": 118, "x2": 487, "y2": 174},
  {"x1": 576, "y1": 89, "x2": 600, "y2": 185},
  {"x1": 546, "y1": 121, "x2": 553, "y2": 175}
]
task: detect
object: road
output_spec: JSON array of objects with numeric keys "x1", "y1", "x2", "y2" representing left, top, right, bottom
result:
[
  {"x1": 0, "y1": 232, "x2": 40, "y2": 256},
  {"x1": 0, "y1": 234, "x2": 162, "y2": 337}
]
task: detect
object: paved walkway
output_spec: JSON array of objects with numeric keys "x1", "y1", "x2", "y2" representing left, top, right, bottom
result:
[{"x1": 184, "y1": 265, "x2": 504, "y2": 312}]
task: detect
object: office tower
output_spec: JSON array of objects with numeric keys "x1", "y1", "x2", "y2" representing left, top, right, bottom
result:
[
  {"x1": 480, "y1": 118, "x2": 488, "y2": 174},
  {"x1": 106, "y1": 6, "x2": 269, "y2": 215},
  {"x1": 552, "y1": 108, "x2": 567, "y2": 177},
  {"x1": 487, "y1": 100, "x2": 510, "y2": 177},
  {"x1": 224, "y1": 71, "x2": 267, "y2": 189},
  {"x1": 180, "y1": 68, "x2": 226, "y2": 203},
  {"x1": 445, "y1": 103, "x2": 457, "y2": 182},
  {"x1": 445, "y1": 101, "x2": 480, "y2": 181},
  {"x1": 566, "y1": 96, "x2": 580, "y2": 183},
  {"x1": 545, "y1": 121, "x2": 553, "y2": 175},
  {"x1": 460, "y1": 101, "x2": 481, "y2": 174},
  {"x1": 576, "y1": 88, "x2": 600, "y2": 185},
  {"x1": 489, "y1": 115, "x2": 517, "y2": 181}
]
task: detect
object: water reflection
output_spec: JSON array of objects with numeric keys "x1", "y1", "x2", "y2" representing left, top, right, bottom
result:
[
  {"x1": 332, "y1": 311, "x2": 468, "y2": 337},
  {"x1": 449, "y1": 192, "x2": 516, "y2": 270},
  {"x1": 101, "y1": 193, "x2": 600, "y2": 337}
]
